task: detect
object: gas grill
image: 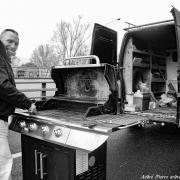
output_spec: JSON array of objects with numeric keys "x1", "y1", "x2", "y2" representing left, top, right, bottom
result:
[{"x1": 9, "y1": 24, "x2": 147, "y2": 180}]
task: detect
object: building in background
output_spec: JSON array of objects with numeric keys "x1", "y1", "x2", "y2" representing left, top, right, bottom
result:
[{"x1": 13, "y1": 67, "x2": 51, "y2": 79}]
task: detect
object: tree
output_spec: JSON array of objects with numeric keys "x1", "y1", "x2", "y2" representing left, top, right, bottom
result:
[
  {"x1": 20, "y1": 62, "x2": 37, "y2": 68},
  {"x1": 30, "y1": 44, "x2": 59, "y2": 68},
  {"x1": 52, "y1": 15, "x2": 91, "y2": 61}
]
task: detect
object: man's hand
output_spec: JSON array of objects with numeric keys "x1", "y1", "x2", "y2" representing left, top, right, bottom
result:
[{"x1": 28, "y1": 103, "x2": 36, "y2": 114}]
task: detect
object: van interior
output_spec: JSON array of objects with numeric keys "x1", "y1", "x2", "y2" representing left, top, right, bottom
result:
[{"x1": 122, "y1": 20, "x2": 177, "y2": 124}]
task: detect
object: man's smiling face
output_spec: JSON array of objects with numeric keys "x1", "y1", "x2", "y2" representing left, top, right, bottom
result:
[{"x1": 0, "y1": 31, "x2": 19, "y2": 58}]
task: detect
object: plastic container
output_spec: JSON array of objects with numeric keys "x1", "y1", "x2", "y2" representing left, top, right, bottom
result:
[{"x1": 134, "y1": 90, "x2": 150, "y2": 111}]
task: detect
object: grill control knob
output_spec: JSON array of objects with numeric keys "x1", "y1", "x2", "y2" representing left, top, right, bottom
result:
[
  {"x1": 23, "y1": 127, "x2": 29, "y2": 133},
  {"x1": 54, "y1": 128, "x2": 62, "y2": 137},
  {"x1": 41, "y1": 125, "x2": 50, "y2": 134},
  {"x1": 19, "y1": 121, "x2": 26, "y2": 128},
  {"x1": 29, "y1": 123, "x2": 38, "y2": 131}
]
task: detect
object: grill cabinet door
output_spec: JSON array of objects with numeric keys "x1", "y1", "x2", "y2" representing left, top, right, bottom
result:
[
  {"x1": 40, "y1": 145, "x2": 75, "y2": 180},
  {"x1": 21, "y1": 135, "x2": 39, "y2": 180},
  {"x1": 21, "y1": 135, "x2": 75, "y2": 180},
  {"x1": 171, "y1": 7, "x2": 180, "y2": 126}
]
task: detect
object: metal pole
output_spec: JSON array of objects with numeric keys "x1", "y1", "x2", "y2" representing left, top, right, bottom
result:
[
  {"x1": 105, "y1": 18, "x2": 121, "y2": 26},
  {"x1": 42, "y1": 82, "x2": 46, "y2": 100}
]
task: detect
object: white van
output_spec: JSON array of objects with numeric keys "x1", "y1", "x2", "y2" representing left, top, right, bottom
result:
[{"x1": 90, "y1": 7, "x2": 180, "y2": 126}]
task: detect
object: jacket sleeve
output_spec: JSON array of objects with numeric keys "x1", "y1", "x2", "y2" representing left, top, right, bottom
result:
[{"x1": 0, "y1": 64, "x2": 32, "y2": 110}]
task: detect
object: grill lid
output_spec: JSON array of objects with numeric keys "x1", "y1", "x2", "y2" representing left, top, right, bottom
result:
[{"x1": 51, "y1": 62, "x2": 118, "y2": 115}]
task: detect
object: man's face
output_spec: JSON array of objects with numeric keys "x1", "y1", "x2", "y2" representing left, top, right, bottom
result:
[{"x1": 0, "y1": 31, "x2": 19, "y2": 58}]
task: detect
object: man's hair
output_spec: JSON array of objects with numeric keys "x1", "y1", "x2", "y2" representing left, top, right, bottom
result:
[{"x1": 0, "y1": 29, "x2": 19, "y2": 36}]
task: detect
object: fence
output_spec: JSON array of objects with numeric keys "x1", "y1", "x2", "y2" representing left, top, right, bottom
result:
[{"x1": 15, "y1": 79, "x2": 57, "y2": 100}]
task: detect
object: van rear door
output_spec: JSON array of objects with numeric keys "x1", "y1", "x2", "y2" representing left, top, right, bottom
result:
[
  {"x1": 90, "y1": 23, "x2": 117, "y2": 65},
  {"x1": 171, "y1": 7, "x2": 180, "y2": 126}
]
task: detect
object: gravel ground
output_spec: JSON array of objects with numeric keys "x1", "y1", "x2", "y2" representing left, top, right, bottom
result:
[
  {"x1": 12, "y1": 157, "x2": 23, "y2": 180},
  {"x1": 9, "y1": 130, "x2": 22, "y2": 180},
  {"x1": 9, "y1": 125, "x2": 180, "y2": 180}
]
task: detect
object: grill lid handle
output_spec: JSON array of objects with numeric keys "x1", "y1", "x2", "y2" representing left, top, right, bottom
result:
[{"x1": 62, "y1": 55, "x2": 100, "y2": 66}]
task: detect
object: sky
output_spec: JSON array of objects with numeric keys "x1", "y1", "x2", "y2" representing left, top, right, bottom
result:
[{"x1": 0, "y1": 0, "x2": 180, "y2": 64}]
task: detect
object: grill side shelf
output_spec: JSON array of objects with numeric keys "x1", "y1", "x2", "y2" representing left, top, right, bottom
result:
[{"x1": 84, "y1": 114, "x2": 148, "y2": 131}]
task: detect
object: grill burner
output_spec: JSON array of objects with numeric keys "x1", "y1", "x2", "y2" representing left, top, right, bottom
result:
[{"x1": 20, "y1": 108, "x2": 145, "y2": 129}]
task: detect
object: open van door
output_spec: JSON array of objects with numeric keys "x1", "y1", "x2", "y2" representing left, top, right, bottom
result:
[
  {"x1": 171, "y1": 7, "x2": 180, "y2": 126},
  {"x1": 90, "y1": 23, "x2": 117, "y2": 65}
]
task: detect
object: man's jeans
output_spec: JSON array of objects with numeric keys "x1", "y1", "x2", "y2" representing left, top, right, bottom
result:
[{"x1": 0, "y1": 119, "x2": 12, "y2": 180}]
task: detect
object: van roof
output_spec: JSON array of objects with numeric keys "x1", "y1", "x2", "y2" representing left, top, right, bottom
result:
[
  {"x1": 123, "y1": 19, "x2": 176, "y2": 51},
  {"x1": 118, "y1": 19, "x2": 176, "y2": 65},
  {"x1": 124, "y1": 19, "x2": 174, "y2": 31}
]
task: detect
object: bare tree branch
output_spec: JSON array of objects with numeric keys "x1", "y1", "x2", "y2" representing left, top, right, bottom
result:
[
  {"x1": 52, "y1": 15, "x2": 91, "y2": 60},
  {"x1": 30, "y1": 44, "x2": 59, "y2": 68}
]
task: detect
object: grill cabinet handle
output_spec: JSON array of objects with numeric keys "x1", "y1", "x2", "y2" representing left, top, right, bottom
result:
[
  {"x1": 34, "y1": 150, "x2": 39, "y2": 175},
  {"x1": 40, "y1": 153, "x2": 48, "y2": 179}
]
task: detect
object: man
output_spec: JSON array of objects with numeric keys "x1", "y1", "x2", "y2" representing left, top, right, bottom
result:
[{"x1": 0, "y1": 29, "x2": 36, "y2": 180}]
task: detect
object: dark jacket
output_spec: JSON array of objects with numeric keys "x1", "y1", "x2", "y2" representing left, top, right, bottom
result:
[{"x1": 0, "y1": 41, "x2": 32, "y2": 121}]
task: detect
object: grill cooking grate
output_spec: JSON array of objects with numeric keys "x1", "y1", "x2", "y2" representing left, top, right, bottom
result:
[{"x1": 34, "y1": 109, "x2": 85, "y2": 121}]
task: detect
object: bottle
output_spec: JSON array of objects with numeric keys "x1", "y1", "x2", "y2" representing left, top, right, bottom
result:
[
  {"x1": 134, "y1": 90, "x2": 143, "y2": 98},
  {"x1": 134, "y1": 90, "x2": 143, "y2": 111}
]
